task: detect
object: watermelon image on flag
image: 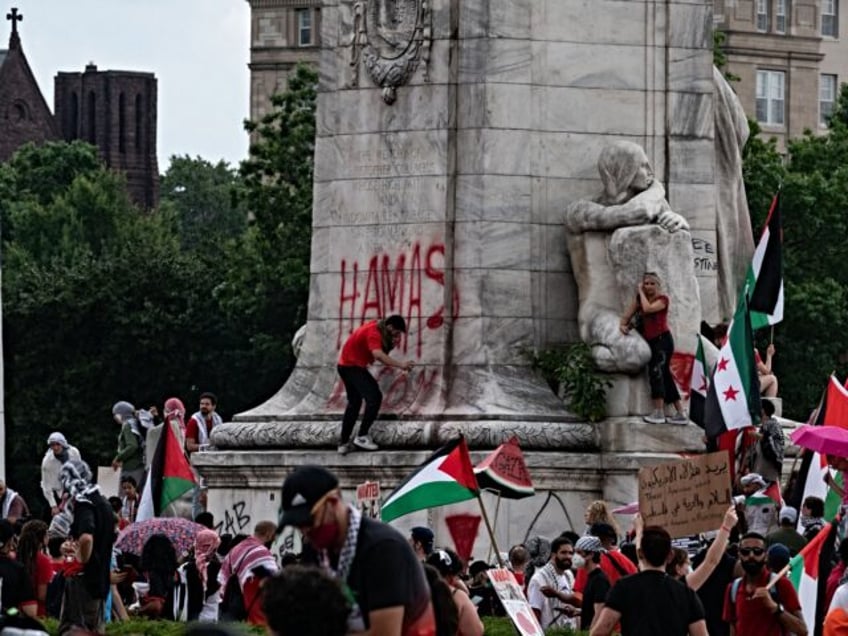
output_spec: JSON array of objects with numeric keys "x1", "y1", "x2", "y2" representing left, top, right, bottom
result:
[
  {"x1": 788, "y1": 518, "x2": 838, "y2": 636},
  {"x1": 745, "y1": 192, "x2": 784, "y2": 331},
  {"x1": 381, "y1": 436, "x2": 479, "y2": 522},
  {"x1": 474, "y1": 436, "x2": 534, "y2": 499},
  {"x1": 704, "y1": 298, "x2": 762, "y2": 438},
  {"x1": 137, "y1": 422, "x2": 197, "y2": 521}
]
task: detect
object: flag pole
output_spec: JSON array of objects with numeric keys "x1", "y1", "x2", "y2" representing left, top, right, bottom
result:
[
  {"x1": 765, "y1": 514, "x2": 841, "y2": 590},
  {"x1": 486, "y1": 490, "x2": 503, "y2": 564},
  {"x1": 476, "y1": 492, "x2": 506, "y2": 567}
]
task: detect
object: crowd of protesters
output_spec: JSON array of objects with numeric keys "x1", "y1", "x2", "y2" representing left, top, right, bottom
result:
[{"x1": 3, "y1": 386, "x2": 848, "y2": 636}]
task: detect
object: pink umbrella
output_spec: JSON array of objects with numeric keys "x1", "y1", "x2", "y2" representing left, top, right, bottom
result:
[
  {"x1": 612, "y1": 502, "x2": 639, "y2": 515},
  {"x1": 790, "y1": 424, "x2": 848, "y2": 458}
]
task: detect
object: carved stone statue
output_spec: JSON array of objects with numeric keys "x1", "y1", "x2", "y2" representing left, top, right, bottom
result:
[{"x1": 564, "y1": 141, "x2": 699, "y2": 374}]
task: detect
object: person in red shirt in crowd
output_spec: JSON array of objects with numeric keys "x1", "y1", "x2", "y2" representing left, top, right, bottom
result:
[
  {"x1": 573, "y1": 523, "x2": 637, "y2": 599},
  {"x1": 185, "y1": 392, "x2": 222, "y2": 454},
  {"x1": 16, "y1": 520, "x2": 54, "y2": 617},
  {"x1": 619, "y1": 272, "x2": 687, "y2": 425},
  {"x1": 336, "y1": 315, "x2": 414, "y2": 454},
  {"x1": 722, "y1": 532, "x2": 807, "y2": 636}
]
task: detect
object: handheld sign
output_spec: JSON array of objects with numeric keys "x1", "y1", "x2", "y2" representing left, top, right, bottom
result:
[
  {"x1": 355, "y1": 481, "x2": 381, "y2": 519},
  {"x1": 638, "y1": 451, "x2": 732, "y2": 538},
  {"x1": 487, "y1": 568, "x2": 544, "y2": 636}
]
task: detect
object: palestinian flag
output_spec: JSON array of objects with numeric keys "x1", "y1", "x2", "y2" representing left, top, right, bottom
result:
[
  {"x1": 745, "y1": 481, "x2": 782, "y2": 508},
  {"x1": 704, "y1": 298, "x2": 762, "y2": 438},
  {"x1": 381, "y1": 436, "x2": 479, "y2": 523},
  {"x1": 789, "y1": 376, "x2": 848, "y2": 522},
  {"x1": 689, "y1": 335, "x2": 710, "y2": 428},
  {"x1": 746, "y1": 193, "x2": 784, "y2": 330},
  {"x1": 788, "y1": 519, "x2": 838, "y2": 636},
  {"x1": 137, "y1": 422, "x2": 197, "y2": 521}
]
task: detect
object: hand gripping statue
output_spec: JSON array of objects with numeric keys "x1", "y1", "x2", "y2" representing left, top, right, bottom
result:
[{"x1": 564, "y1": 141, "x2": 691, "y2": 374}]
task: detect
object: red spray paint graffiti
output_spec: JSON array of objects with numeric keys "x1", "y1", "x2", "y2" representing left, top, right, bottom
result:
[
  {"x1": 325, "y1": 364, "x2": 443, "y2": 412},
  {"x1": 337, "y1": 239, "x2": 460, "y2": 358}
]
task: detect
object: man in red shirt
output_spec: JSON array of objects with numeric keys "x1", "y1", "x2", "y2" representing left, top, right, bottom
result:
[
  {"x1": 722, "y1": 532, "x2": 807, "y2": 636},
  {"x1": 337, "y1": 315, "x2": 414, "y2": 453}
]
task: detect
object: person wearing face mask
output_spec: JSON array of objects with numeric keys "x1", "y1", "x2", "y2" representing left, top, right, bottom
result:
[
  {"x1": 278, "y1": 465, "x2": 436, "y2": 636},
  {"x1": 217, "y1": 521, "x2": 279, "y2": 626},
  {"x1": 721, "y1": 532, "x2": 807, "y2": 636},
  {"x1": 527, "y1": 536, "x2": 578, "y2": 630},
  {"x1": 573, "y1": 536, "x2": 610, "y2": 632}
]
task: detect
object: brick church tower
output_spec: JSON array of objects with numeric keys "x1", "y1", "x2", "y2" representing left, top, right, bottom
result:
[{"x1": 54, "y1": 64, "x2": 159, "y2": 209}]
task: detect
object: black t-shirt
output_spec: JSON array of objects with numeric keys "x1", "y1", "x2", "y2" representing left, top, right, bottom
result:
[
  {"x1": 70, "y1": 494, "x2": 115, "y2": 599},
  {"x1": 582, "y1": 567, "x2": 611, "y2": 629},
  {"x1": 604, "y1": 570, "x2": 705, "y2": 636},
  {"x1": 346, "y1": 517, "x2": 434, "y2": 633},
  {"x1": 691, "y1": 548, "x2": 736, "y2": 636},
  {"x1": 0, "y1": 555, "x2": 35, "y2": 611}
]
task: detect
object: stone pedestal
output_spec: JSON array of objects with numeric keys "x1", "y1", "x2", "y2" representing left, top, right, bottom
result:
[{"x1": 196, "y1": 417, "x2": 705, "y2": 555}]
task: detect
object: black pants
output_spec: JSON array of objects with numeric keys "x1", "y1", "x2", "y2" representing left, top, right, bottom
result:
[
  {"x1": 647, "y1": 331, "x2": 680, "y2": 404},
  {"x1": 337, "y1": 365, "x2": 382, "y2": 443}
]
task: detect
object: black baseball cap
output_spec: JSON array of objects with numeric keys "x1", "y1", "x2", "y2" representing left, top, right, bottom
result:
[{"x1": 278, "y1": 465, "x2": 340, "y2": 530}]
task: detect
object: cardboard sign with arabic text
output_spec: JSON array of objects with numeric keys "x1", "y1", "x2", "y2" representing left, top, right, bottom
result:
[{"x1": 638, "y1": 451, "x2": 732, "y2": 538}]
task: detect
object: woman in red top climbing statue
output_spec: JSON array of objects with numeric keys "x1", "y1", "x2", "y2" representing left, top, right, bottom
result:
[{"x1": 619, "y1": 272, "x2": 688, "y2": 425}]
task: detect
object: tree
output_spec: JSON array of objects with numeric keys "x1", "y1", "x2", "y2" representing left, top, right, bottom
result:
[
  {"x1": 743, "y1": 87, "x2": 848, "y2": 418},
  {"x1": 159, "y1": 156, "x2": 247, "y2": 248}
]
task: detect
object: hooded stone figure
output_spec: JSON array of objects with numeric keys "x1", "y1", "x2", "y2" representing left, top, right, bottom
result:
[
  {"x1": 41, "y1": 431, "x2": 82, "y2": 513},
  {"x1": 564, "y1": 141, "x2": 696, "y2": 375}
]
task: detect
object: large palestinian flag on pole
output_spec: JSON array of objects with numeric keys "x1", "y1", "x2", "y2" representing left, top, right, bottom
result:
[
  {"x1": 704, "y1": 298, "x2": 762, "y2": 438},
  {"x1": 137, "y1": 422, "x2": 197, "y2": 521},
  {"x1": 381, "y1": 436, "x2": 479, "y2": 523},
  {"x1": 746, "y1": 192, "x2": 784, "y2": 330}
]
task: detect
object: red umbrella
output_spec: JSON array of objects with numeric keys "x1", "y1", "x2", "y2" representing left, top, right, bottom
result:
[
  {"x1": 790, "y1": 424, "x2": 848, "y2": 458},
  {"x1": 115, "y1": 517, "x2": 204, "y2": 557}
]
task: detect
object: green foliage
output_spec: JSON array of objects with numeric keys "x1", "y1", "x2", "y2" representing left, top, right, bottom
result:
[
  {"x1": 2, "y1": 65, "x2": 319, "y2": 514},
  {"x1": 742, "y1": 85, "x2": 848, "y2": 418},
  {"x1": 39, "y1": 617, "x2": 262, "y2": 635},
  {"x1": 713, "y1": 30, "x2": 740, "y2": 83},
  {"x1": 160, "y1": 155, "x2": 247, "y2": 248},
  {"x1": 529, "y1": 344, "x2": 612, "y2": 422},
  {"x1": 482, "y1": 616, "x2": 588, "y2": 636}
]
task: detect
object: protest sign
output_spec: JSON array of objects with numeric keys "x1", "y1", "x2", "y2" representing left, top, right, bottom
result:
[
  {"x1": 487, "y1": 568, "x2": 544, "y2": 636},
  {"x1": 638, "y1": 451, "x2": 732, "y2": 538},
  {"x1": 355, "y1": 480, "x2": 381, "y2": 519}
]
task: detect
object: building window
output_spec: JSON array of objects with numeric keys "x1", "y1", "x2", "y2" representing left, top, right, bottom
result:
[
  {"x1": 297, "y1": 9, "x2": 312, "y2": 46},
  {"x1": 756, "y1": 70, "x2": 785, "y2": 126},
  {"x1": 756, "y1": 0, "x2": 769, "y2": 31},
  {"x1": 776, "y1": 0, "x2": 788, "y2": 33},
  {"x1": 820, "y1": 74, "x2": 838, "y2": 126},
  {"x1": 823, "y1": 0, "x2": 838, "y2": 37}
]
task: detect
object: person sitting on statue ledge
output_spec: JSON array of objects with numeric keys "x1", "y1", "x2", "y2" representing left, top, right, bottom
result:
[
  {"x1": 756, "y1": 343, "x2": 778, "y2": 397},
  {"x1": 619, "y1": 272, "x2": 688, "y2": 425}
]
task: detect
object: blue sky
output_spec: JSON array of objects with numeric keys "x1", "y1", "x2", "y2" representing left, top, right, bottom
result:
[{"x1": 8, "y1": 0, "x2": 251, "y2": 170}]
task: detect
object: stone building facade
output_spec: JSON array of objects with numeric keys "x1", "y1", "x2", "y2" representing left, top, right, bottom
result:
[
  {"x1": 0, "y1": 11, "x2": 158, "y2": 208},
  {"x1": 54, "y1": 65, "x2": 159, "y2": 209},
  {"x1": 717, "y1": 0, "x2": 848, "y2": 150},
  {"x1": 0, "y1": 12, "x2": 59, "y2": 162},
  {"x1": 246, "y1": 0, "x2": 322, "y2": 124}
]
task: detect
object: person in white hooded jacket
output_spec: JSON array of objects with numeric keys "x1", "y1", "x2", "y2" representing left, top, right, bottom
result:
[{"x1": 40, "y1": 432, "x2": 81, "y2": 515}]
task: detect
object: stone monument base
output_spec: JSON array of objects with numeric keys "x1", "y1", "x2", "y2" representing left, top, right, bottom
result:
[{"x1": 195, "y1": 417, "x2": 705, "y2": 554}]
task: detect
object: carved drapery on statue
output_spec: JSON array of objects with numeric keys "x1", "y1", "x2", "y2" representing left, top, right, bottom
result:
[
  {"x1": 564, "y1": 141, "x2": 701, "y2": 375},
  {"x1": 350, "y1": 0, "x2": 432, "y2": 104}
]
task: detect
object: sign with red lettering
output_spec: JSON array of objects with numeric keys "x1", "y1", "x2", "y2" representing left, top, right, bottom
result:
[
  {"x1": 355, "y1": 481, "x2": 381, "y2": 519},
  {"x1": 486, "y1": 568, "x2": 544, "y2": 636}
]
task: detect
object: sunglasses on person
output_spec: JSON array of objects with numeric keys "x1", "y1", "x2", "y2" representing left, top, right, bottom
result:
[{"x1": 739, "y1": 547, "x2": 765, "y2": 557}]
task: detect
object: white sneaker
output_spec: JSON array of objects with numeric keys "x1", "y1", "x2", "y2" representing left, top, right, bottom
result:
[
  {"x1": 643, "y1": 410, "x2": 665, "y2": 425},
  {"x1": 337, "y1": 443, "x2": 351, "y2": 455},
  {"x1": 353, "y1": 435, "x2": 379, "y2": 451},
  {"x1": 668, "y1": 412, "x2": 689, "y2": 425}
]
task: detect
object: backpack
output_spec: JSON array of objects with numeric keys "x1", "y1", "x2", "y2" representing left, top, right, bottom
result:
[
  {"x1": 45, "y1": 572, "x2": 66, "y2": 619},
  {"x1": 730, "y1": 574, "x2": 781, "y2": 604}
]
